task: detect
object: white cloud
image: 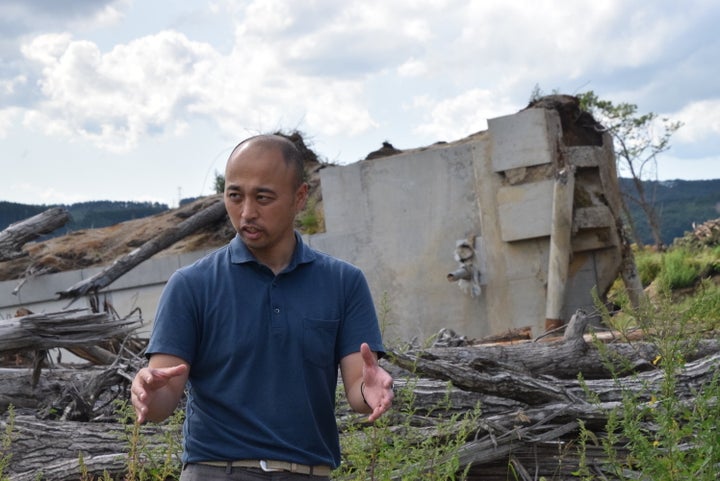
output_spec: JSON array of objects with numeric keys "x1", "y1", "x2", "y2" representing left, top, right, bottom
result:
[
  {"x1": 656, "y1": 153, "x2": 720, "y2": 181},
  {"x1": 0, "y1": 74, "x2": 26, "y2": 95},
  {"x1": 242, "y1": 0, "x2": 295, "y2": 35},
  {"x1": 401, "y1": 18, "x2": 432, "y2": 42},
  {"x1": 18, "y1": 30, "x2": 217, "y2": 152},
  {"x1": 397, "y1": 58, "x2": 427, "y2": 78},
  {"x1": 11, "y1": 1, "x2": 401, "y2": 153},
  {"x1": 14, "y1": 1, "x2": 688, "y2": 156},
  {"x1": 671, "y1": 99, "x2": 720, "y2": 144},
  {"x1": 434, "y1": 1, "x2": 693, "y2": 90},
  {"x1": 1, "y1": 0, "x2": 718, "y2": 209},
  {"x1": 411, "y1": 88, "x2": 517, "y2": 142},
  {"x1": 0, "y1": 0, "x2": 127, "y2": 42},
  {"x1": 0, "y1": 107, "x2": 22, "y2": 138}
]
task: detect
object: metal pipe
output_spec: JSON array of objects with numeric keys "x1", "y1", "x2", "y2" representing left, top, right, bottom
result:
[{"x1": 447, "y1": 266, "x2": 472, "y2": 282}]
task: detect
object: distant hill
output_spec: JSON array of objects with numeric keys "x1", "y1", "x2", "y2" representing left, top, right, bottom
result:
[
  {"x1": 0, "y1": 179, "x2": 718, "y2": 247},
  {"x1": 0, "y1": 200, "x2": 170, "y2": 239},
  {"x1": 619, "y1": 178, "x2": 720, "y2": 246}
]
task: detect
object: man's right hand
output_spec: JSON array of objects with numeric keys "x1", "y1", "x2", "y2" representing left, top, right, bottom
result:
[{"x1": 131, "y1": 361, "x2": 189, "y2": 423}]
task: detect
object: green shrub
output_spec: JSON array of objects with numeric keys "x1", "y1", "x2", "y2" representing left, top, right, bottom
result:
[
  {"x1": 677, "y1": 279, "x2": 720, "y2": 330},
  {"x1": 694, "y1": 246, "x2": 720, "y2": 277},
  {"x1": 117, "y1": 400, "x2": 184, "y2": 481},
  {"x1": 0, "y1": 405, "x2": 14, "y2": 481},
  {"x1": 659, "y1": 248, "x2": 702, "y2": 290},
  {"x1": 634, "y1": 249, "x2": 662, "y2": 286},
  {"x1": 297, "y1": 196, "x2": 324, "y2": 234},
  {"x1": 335, "y1": 379, "x2": 478, "y2": 480},
  {"x1": 579, "y1": 287, "x2": 720, "y2": 480}
]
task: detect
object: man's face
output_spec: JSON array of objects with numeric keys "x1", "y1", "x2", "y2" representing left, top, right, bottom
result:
[{"x1": 223, "y1": 143, "x2": 307, "y2": 258}]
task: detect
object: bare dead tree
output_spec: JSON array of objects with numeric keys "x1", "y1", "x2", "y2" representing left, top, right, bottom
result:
[
  {"x1": 0, "y1": 207, "x2": 70, "y2": 261},
  {"x1": 57, "y1": 198, "x2": 227, "y2": 299}
]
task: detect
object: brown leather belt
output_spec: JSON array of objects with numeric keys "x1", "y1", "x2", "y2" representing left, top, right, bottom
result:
[{"x1": 196, "y1": 459, "x2": 332, "y2": 476}]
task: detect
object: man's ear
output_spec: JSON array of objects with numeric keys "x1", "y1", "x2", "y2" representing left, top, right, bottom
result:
[{"x1": 295, "y1": 182, "x2": 309, "y2": 210}]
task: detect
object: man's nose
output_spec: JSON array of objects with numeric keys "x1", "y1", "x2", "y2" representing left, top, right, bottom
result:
[{"x1": 241, "y1": 199, "x2": 258, "y2": 219}]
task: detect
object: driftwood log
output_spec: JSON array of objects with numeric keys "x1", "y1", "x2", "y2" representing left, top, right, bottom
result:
[
  {"x1": 0, "y1": 207, "x2": 70, "y2": 261},
  {"x1": 0, "y1": 309, "x2": 141, "y2": 355},
  {"x1": 3, "y1": 414, "x2": 175, "y2": 481},
  {"x1": 0, "y1": 307, "x2": 143, "y2": 398},
  {"x1": 2, "y1": 311, "x2": 719, "y2": 480},
  {"x1": 57, "y1": 198, "x2": 227, "y2": 299}
]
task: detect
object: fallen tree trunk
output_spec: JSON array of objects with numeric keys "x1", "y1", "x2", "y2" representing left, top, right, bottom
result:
[
  {"x1": 390, "y1": 312, "x2": 720, "y2": 382},
  {"x1": 0, "y1": 368, "x2": 83, "y2": 412},
  {"x1": 0, "y1": 308, "x2": 143, "y2": 389},
  {"x1": 2, "y1": 414, "x2": 177, "y2": 481},
  {"x1": 57, "y1": 197, "x2": 227, "y2": 299},
  {"x1": 0, "y1": 309, "x2": 141, "y2": 355},
  {"x1": 0, "y1": 207, "x2": 70, "y2": 261},
  {"x1": 3, "y1": 310, "x2": 719, "y2": 480},
  {"x1": 8, "y1": 348, "x2": 717, "y2": 481}
]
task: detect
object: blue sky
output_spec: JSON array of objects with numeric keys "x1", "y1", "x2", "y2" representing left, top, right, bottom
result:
[{"x1": 1, "y1": 0, "x2": 719, "y2": 207}]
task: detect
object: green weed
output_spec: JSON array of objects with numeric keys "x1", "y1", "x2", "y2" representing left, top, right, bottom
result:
[
  {"x1": 114, "y1": 400, "x2": 184, "y2": 481},
  {"x1": 297, "y1": 196, "x2": 325, "y2": 234},
  {"x1": 634, "y1": 248, "x2": 663, "y2": 286},
  {"x1": 577, "y1": 277, "x2": 720, "y2": 480},
  {"x1": 0, "y1": 405, "x2": 14, "y2": 481},
  {"x1": 334, "y1": 379, "x2": 479, "y2": 480}
]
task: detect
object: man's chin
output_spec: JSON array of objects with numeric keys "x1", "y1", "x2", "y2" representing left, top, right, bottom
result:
[{"x1": 240, "y1": 229, "x2": 264, "y2": 243}]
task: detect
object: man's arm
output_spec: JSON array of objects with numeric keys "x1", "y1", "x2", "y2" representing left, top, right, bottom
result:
[
  {"x1": 131, "y1": 353, "x2": 189, "y2": 423},
  {"x1": 340, "y1": 343, "x2": 394, "y2": 422}
]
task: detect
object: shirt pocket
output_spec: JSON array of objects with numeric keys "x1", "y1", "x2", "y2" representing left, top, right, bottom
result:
[{"x1": 303, "y1": 318, "x2": 339, "y2": 367}]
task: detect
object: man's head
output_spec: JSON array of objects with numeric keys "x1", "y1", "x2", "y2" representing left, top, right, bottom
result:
[
  {"x1": 224, "y1": 134, "x2": 309, "y2": 266},
  {"x1": 228, "y1": 134, "x2": 305, "y2": 188}
]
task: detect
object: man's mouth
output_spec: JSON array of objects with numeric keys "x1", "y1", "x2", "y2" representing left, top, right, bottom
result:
[{"x1": 241, "y1": 225, "x2": 263, "y2": 240}]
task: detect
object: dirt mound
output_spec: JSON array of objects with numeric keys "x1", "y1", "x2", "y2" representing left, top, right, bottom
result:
[
  {"x1": 674, "y1": 217, "x2": 720, "y2": 249},
  {"x1": 0, "y1": 131, "x2": 329, "y2": 283},
  {"x1": 0, "y1": 196, "x2": 234, "y2": 282}
]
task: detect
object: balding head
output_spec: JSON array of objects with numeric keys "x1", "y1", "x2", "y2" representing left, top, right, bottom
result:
[{"x1": 228, "y1": 134, "x2": 305, "y2": 189}]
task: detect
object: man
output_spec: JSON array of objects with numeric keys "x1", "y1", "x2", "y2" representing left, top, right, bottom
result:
[{"x1": 131, "y1": 134, "x2": 394, "y2": 480}]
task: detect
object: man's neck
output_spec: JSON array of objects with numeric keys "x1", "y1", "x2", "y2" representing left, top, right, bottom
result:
[{"x1": 250, "y1": 235, "x2": 297, "y2": 275}]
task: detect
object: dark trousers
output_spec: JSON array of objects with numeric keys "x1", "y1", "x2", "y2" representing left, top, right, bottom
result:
[{"x1": 179, "y1": 463, "x2": 331, "y2": 481}]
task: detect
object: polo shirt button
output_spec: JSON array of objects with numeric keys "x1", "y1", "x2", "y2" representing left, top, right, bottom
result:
[{"x1": 274, "y1": 308, "x2": 280, "y2": 314}]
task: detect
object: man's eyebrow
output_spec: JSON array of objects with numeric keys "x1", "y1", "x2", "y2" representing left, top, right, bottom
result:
[{"x1": 225, "y1": 184, "x2": 277, "y2": 195}]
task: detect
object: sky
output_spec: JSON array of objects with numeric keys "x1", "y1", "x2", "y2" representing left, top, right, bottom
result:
[{"x1": 1, "y1": 0, "x2": 719, "y2": 208}]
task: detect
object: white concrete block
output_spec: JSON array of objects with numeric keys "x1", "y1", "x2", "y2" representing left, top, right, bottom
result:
[
  {"x1": 574, "y1": 206, "x2": 614, "y2": 230},
  {"x1": 320, "y1": 163, "x2": 368, "y2": 233},
  {"x1": 566, "y1": 146, "x2": 603, "y2": 168},
  {"x1": 506, "y1": 277, "x2": 546, "y2": 332},
  {"x1": 489, "y1": 108, "x2": 558, "y2": 172},
  {"x1": 502, "y1": 239, "x2": 549, "y2": 279},
  {"x1": 497, "y1": 179, "x2": 554, "y2": 241},
  {"x1": 0, "y1": 269, "x2": 84, "y2": 306},
  {"x1": 571, "y1": 231, "x2": 616, "y2": 252}
]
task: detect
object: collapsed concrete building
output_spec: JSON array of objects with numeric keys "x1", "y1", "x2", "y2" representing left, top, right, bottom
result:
[
  {"x1": 311, "y1": 96, "x2": 627, "y2": 340},
  {"x1": 0, "y1": 96, "x2": 631, "y2": 343}
]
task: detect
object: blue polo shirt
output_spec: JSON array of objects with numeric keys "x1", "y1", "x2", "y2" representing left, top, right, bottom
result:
[{"x1": 146, "y1": 233, "x2": 384, "y2": 468}]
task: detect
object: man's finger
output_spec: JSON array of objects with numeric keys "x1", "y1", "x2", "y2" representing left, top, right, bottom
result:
[
  {"x1": 360, "y1": 342, "x2": 376, "y2": 366},
  {"x1": 144, "y1": 364, "x2": 188, "y2": 386}
]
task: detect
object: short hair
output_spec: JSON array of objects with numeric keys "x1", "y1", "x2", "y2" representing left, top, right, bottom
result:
[{"x1": 229, "y1": 134, "x2": 305, "y2": 188}]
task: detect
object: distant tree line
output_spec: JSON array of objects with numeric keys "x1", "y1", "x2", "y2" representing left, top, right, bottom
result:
[
  {"x1": 0, "y1": 200, "x2": 169, "y2": 239},
  {"x1": 1, "y1": 179, "x2": 718, "y2": 248},
  {"x1": 619, "y1": 178, "x2": 720, "y2": 247}
]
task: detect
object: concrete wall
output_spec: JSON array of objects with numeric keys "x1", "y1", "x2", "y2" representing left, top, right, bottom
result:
[
  {"x1": 0, "y1": 250, "x2": 213, "y2": 338},
  {"x1": 311, "y1": 106, "x2": 621, "y2": 341},
  {"x1": 1, "y1": 106, "x2": 623, "y2": 344},
  {"x1": 309, "y1": 136, "x2": 488, "y2": 341}
]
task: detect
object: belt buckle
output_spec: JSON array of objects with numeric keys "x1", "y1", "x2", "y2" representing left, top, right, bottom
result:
[{"x1": 259, "y1": 460, "x2": 282, "y2": 472}]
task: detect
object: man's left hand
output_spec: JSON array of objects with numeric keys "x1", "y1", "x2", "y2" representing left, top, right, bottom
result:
[{"x1": 360, "y1": 342, "x2": 394, "y2": 422}]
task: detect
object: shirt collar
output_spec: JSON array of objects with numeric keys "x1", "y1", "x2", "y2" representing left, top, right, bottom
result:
[{"x1": 229, "y1": 231, "x2": 316, "y2": 272}]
